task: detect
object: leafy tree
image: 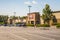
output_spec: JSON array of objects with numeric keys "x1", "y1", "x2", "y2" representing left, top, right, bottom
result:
[
  {"x1": 52, "y1": 15, "x2": 57, "y2": 25},
  {"x1": 0, "y1": 15, "x2": 8, "y2": 24},
  {"x1": 20, "y1": 16, "x2": 27, "y2": 19},
  {"x1": 10, "y1": 16, "x2": 18, "y2": 20},
  {"x1": 42, "y1": 4, "x2": 52, "y2": 25}
]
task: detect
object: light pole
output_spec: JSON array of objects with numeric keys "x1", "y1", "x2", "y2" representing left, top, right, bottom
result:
[
  {"x1": 14, "y1": 12, "x2": 16, "y2": 26},
  {"x1": 28, "y1": 5, "x2": 32, "y2": 13},
  {"x1": 28, "y1": 5, "x2": 32, "y2": 24},
  {"x1": 14, "y1": 12, "x2": 16, "y2": 17}
]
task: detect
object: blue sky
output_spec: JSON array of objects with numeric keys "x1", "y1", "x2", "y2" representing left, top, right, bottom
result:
[{"x1": 0, "y1": 0, "x2": 60, "y2": 16}]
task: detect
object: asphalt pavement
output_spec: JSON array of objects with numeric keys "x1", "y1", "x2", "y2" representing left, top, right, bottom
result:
[{"x1": 0, "y1": 26, "x2": 60, "y2": 40}]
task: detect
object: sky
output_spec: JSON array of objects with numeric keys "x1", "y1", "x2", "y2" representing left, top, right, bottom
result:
[{"x1": 0, "y1": 0, "x2": 60, "y2": 17}]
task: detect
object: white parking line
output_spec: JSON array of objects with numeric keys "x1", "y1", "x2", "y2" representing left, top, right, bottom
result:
[
  {"x1": 9, "y1": 33, "x2": 28, "y2": 40},
  {"x1": 39, "y1": 32, "x2": 60, "y2": 37},
  {"x1": 24, "y1": 33, "x2": 55, "y2": 40}
]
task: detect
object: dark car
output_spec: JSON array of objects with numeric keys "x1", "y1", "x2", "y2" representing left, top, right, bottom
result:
[{"x1": 16, "y1": 22, "x2": 26, "y2": 27}]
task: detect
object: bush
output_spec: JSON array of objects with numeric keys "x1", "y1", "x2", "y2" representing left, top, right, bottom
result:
[
  {"x1": 56, "y1": 23, "x2": 60, "y2": 28},
  {"x1": 52, "y1": 23, "x2": 57, "y2": 25},
  {"x1": 41, "y1": 24, "x2": 50, "y2": 27},
  {"x1": 26, "y1": 24, "x2": 34, "y2": 27},
  {"x1": 36, "y1": 24, "x2": 41, "y2": 27},
  {"x1": 0, "y1": 22, "x2": 4, "y2": 24},
  {"x1": 15, "y1": 22, "x2": 21, "y2": 24},
  {"x1": 36, "y1": 24, "x2": 50, "y2": 27},
  {"x1": 26, "y1": 24, "x2": 50, "y2": 27}
]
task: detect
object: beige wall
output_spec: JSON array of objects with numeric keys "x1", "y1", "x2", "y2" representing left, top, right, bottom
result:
[
  {"x1": 40, "y1": 17, "x2": 44, "y2": 24},
  {"x1": 53, "y1": 12, "x2": 60, "y2": 23},
  {"x1": 53, "y1": 12, "x2": 60, "y2": 19},
  {"x1": 40, "y1": 11, "x2": 60, "y2": 24}
]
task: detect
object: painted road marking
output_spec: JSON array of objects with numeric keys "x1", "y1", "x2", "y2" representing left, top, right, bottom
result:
[
  {"x1": 39, "y1": 32, "x2": 60, "y2": 37},
  {"x1": 9, "y1": 33, "x2": 28, "y2": 40},
  {"x1": 24, "y1": 32, "x2": 55, "y2": 40}
]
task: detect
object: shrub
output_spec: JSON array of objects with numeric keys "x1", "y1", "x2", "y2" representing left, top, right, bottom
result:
[
  {"x1": 36, "y1": 24, "x2": 50, "y2": 27},
  {"x1": 36, "y1": 24, "x2": 41, "y2": 27},
  {"x1": 52, "y1": 23, "x2": 57, "y2": 25},
  {"x1": 26, "y1": 24, "x2": 50, "y2": 27},
  {"x1": 26, "y1": 24, "x2": 34, "y2": 27},
  {"x1": 42, "y1": 24, "x2": 50, "y2": 27},
  {"x1": 15, "y1": 22, "x2": 21, "y2": 24},
  {"x1": 0, "y1": 22, "x2": 4, "y2": 24},
  {"x1": 56, "y1": 23, "x2": 60, "y2": 28}
]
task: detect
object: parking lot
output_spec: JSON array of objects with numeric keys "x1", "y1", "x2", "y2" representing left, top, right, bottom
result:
[{"x1": 0, "y1": 26, "x2": 60, "y2": 40}]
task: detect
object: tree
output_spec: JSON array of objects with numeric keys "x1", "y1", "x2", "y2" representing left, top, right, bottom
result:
[
  {"x1": 20, "y1": 16, "x2": 27, "y2": 19},
  {"x1": 52, "y1": 15, "x2": 57, "y2": 25},
  {"x1": 10, "y1": 16, "x2": 18, "y2": 20},
  {"x1": 42, "y1": 4, "x2": 52, "y2": 25},
  {"x1": 0, "y1": 15, "x2": 8, "y2": 24}
]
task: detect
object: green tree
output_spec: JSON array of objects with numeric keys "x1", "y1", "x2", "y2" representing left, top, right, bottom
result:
[
  {"x1": 10, "y1": 16, "x2": 18, "y2": 20},
  {"x1": 52, "y1": 15, "x2": 57, "y2": 25},
  {"x1": 20, "y1": 16, "x2": 27, "y2": 19},
  {"x1": 42, "y1": 4, "x2": 52, "y2": 25},
  {"x1": 0, "y1": 15, "x2": 8, "y2": 24}
]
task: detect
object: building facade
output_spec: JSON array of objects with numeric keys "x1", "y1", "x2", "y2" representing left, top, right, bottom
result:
[
  {"x1": 27, "y1": 12, "x2": 40, "y2": 25},
  {"x1": 40, "y1": 11, "x2": 60, "y2": 25},
  {"x1": 7, "y1": 11, "x2": 60, "y2": 26},
  {"x1": 52, "y1": 11, "x2": 60, "y2": 23}
]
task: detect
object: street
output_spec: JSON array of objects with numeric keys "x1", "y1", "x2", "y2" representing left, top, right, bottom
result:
[{"x1": 0, "y1": 26, "x2": 60, "y2": 40}]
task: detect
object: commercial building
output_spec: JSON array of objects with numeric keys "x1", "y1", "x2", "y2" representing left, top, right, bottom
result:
[
  {"x1": 40, "y1": 11, "x2": 60, "y2": 25},
  {"x1": 7, "y1": 11, "x2": 60, "y2": 26},
  {"x1": 52, "y1": 11, "x2": 60, "y2": 23},
  {"x1": 27, "y1": 12, "x2": 40, "y2": 25}
]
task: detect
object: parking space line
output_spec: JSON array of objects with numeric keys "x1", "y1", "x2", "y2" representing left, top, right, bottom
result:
[
  {"x1": 24, "y1": 33, "x2": 55, "y2": 40},
  {"x1": 9, "y1": 33, "x2": 28, "y2": 40},
  {"x1": 39, "y1": 32, "x2": 60, "y2": 37}
]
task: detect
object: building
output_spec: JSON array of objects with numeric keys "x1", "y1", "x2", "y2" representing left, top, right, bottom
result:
[
  {"x1": 27, "y1": 12, "x2": 40, "y2": 25},
  {"x1": 52, "y1": 11, "x2": 60, "y2": 23},
  {"x1": 8, "y1": 17, "x2": 27, "y2": 24},
  {"x1": 8, "y1": 11, "x2": 60, "y2": 26},
  {"x1": 40, "y1": 11, "x2": 60, "y2": 25}
]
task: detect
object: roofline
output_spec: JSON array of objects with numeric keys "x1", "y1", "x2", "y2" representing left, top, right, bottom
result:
[
  {"x1": 52, "y1": 11, "x2": 60, "y2": 13},
  {"x1": 27, "y1": 12, "x2": 40, "y2": 15}
]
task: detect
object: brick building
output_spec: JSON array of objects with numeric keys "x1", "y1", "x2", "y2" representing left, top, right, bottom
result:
[{"x1": 27, "y1": 12, "x2": 40, "y2": 25}]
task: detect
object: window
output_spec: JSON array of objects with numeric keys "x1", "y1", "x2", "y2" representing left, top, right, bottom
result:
[
  {"x1": 36, "y1": 21, "x2": 40, "y2": 24},
  {"x1": 31, "y1": 21, "x2": 34, "y2": 24}
]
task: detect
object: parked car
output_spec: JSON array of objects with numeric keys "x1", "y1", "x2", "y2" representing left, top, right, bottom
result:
[{"x1": 16, "y1": 22, "x2": 26, "y2": 27}]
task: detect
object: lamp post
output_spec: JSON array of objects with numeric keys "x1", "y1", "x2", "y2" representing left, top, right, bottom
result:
[
  {"x1": 28, "y1": 6, "x2": 36, "y2": 28},
  {"x1": 28, "y1": 5, "x2": 32, "y2": 24},
  {"x1": 14, "y1": 12, "x2": 16, "y2": 26},
  {"x1": 28, "y1": 5, "x2": 32, "y2": 13},
  {"x1": 14, "y1": 12, "x2": 16, "y2": 17}
]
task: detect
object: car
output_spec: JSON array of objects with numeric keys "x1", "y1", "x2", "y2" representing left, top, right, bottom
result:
[{"x1": 16, "y1": 22, "x2": 26, "y2": 27}]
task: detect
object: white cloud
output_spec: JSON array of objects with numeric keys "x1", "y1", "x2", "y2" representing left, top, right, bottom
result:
[
  {"x1": 24, "y1": 0, "x2": 37, "y2": 5},
  {"x1": 24, "y1": 1, "x2": 31, "y2": 5},
  {"x1": 32, "y1": 0, "x2": 37, "y2": 4}
]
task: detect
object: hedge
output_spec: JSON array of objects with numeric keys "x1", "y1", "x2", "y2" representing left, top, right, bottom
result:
[
  {"x1": 36, "y1": 24, "x2": 50, "y2": 27},
  {"x1": 26, "y1": 24, "x2": 34, "y2": 27},
  {"x1": 0, "y1": 22, "x2": 4, "y2": 24},
  {"x1": 56, "y1": 23, "x2": 60, "y2": 28},
  {"x1": 26, "y1": 24, "x2": 50, "y2": 27}
]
